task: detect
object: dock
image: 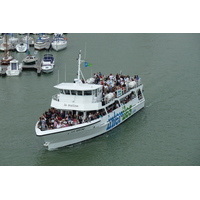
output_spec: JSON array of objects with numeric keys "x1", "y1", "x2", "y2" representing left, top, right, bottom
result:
[
  {"x1": 0, "y1": 65, "x2": 7, "y2": 76},
  {"x1": 22, "y1": 59, "x2": 42, "y2": 75},
  {"x1": 0, "y1": 59, "x2": 42, "y2": 76}
]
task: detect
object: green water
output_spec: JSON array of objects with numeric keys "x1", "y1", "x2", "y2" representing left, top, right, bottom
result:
[{"x1": 0, "y1": 33, "x2": 200, "y2": 166}]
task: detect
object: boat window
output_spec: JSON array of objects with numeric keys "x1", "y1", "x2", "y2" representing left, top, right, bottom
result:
[
  {"x1": 84, "y1": 91, "x2": 92, "y2": 96},
  {"x1": 106, "y1": 100, "x2": 120, "y2": 113},
  {"x1": 94, "y1": 89, "x2": 97, "y2": 97},
  {"x1": 98, "y1": 108, "x2": 106, "y2": 116},
  {"x1": 71, "y1": 90, "x2": 76, "y2": 95},
  {"x1": 137, "y1": 89, "x2": 143, "y2": 100},
  {"x1": 64, "y1": 90, "x2": 70, "y2": 95},
  {"x1": 11, "y1": 63, "x2": 17, "y2": 70},
  {"x1": 77, "y1": 91, "x2": 83, "y2": 96},
  {"x1": 59, "y1": 89, "x2": 64, "y2": 94},
  {"x1": 98, "y1": 88, "x2": 102, "y2": 94}
]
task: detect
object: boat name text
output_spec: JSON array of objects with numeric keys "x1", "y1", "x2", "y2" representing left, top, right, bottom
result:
[{"x1": 64, "y1": 103, "x2": 79, "y2": 107}]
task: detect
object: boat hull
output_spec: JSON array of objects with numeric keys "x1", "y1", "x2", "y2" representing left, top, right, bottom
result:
[
  {"x1": 41, "y1": 67, "x2": 54, "y2": 73},
  {"x1": 6, "y1": 70, "x2": 21, "y2": 76},
  {"x1": 51, "y1": 42, "x2": 67, "y2": 51},
  {"x1": 34, "y1": 43, "x2": 46, "y2": 50},
  {"x1": 23, "y1": 61, "x2": 36, "y2": 65},
  {"x1": 16, "y1": 43, "x2": 28, "y2": 53},
  {"x1": 36, "y1": 99, "x2": 145, "y2": 150}
]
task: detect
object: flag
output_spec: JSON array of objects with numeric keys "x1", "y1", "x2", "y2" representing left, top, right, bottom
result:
[{"x1": 84, "y1": 62, "x2": 92, "y2": 67}]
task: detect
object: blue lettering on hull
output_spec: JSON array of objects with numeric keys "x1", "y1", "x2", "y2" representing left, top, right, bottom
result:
[{"x1": 106, "y1": 105, "x2": 136, "y2": 130}]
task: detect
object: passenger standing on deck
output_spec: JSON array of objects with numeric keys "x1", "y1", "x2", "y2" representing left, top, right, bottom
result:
[{"x1": 41, "y1": 117, "x2": 47, "y2": 131}]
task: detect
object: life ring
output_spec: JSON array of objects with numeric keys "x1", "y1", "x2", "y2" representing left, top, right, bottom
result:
[{"x1": 64, "y1": 37, "x2": 67, "y2": 40}]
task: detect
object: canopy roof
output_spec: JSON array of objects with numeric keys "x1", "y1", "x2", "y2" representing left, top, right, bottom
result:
[{"x1": 54, "y1": 82, "x2": 102, "y2": 91}]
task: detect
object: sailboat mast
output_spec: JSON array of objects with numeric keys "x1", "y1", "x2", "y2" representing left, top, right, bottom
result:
[{"x1": 5, "y1": 33, "x2": 8, "y2": 59}]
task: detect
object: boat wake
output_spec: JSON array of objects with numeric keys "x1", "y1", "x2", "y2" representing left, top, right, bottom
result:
[{"x1": 145, "y1": 103, "x2": 152, "y2": 108}]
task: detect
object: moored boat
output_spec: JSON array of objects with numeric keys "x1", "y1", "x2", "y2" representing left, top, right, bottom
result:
[
  {"x1": 35, "y1": 50, "x2": 145, "y2": 150},
  {"x1": 41, "y1": 54, "x2": 55, "y2": 73},
  {"x1": 8, "y1": 34, "x2": 19, "y2": 45},
  {"x1": 22, "y1": 34, "x2": 34, "y2": 46},
  {"x1": 51, "y1": 34, "x2": 67, "y2": 51},
  {"x1": 16, "y1": 42, "x2": 28, "y2": 52},
  {"x1": 23, "y1": 55, "x2": 38, "y2": 65},
  {"x1": 0, "y1": 34, "x2": 13, "y2": 65},
  {"x1": 34, "y1": 36, "x2": 46, "y2": 50},
  {"x1": 6, "y1": 59, "x2": 22, "y2": 76}
]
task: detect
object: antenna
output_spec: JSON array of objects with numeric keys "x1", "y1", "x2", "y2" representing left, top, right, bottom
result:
[
  {"x1": 84, "y1": 42, "x2": 87, "y2": 60},
  {"x1": 57, "y1": 69, "x2": 60, "y2": 84},
  {"x1": 65, "y1": 63, "x2": 67, "y2": 82}
]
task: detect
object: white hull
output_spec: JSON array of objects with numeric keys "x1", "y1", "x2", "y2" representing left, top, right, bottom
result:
[
  {"x1": 51, "y1": 42, "x2": 67, "y2": 51},
  {"x1": 36, "y1": 98, "x2": 145, "y2": 150},
  {"x1": 6, "y1": 70, "x2": 22, "y2": 76},
  {"x1": 41, "y1": 54, "x2": 55, "y2": 73},
  {"x1": 41, "y1": 66, "x2": 54, "y2": 73},
  {"x1": 6, "y1": 60, "x2": 22, "y2": 76},
  {"x1": 34, "y1": 43, "x2": 46, "y2": 50},
  {"x1": 16, "y1": 43, "x2": 28, "y2": 52}
]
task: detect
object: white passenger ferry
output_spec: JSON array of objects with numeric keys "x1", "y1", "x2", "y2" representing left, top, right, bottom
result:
[{"x1": 35, "y1": 50, "x2": 145, "y2": 150}]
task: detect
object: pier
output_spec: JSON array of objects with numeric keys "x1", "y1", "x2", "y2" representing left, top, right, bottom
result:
[
  {"x1": 21, "y1": 59, "x2": 42, "y2": 75},
  {"x1": 0, "y1": 65, "x2": 7, "y2": 76},
  {"x1": 0, "y1": 59, "x2": 42, "y2": 76}
]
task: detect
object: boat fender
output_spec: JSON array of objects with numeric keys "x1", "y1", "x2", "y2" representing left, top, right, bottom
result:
[
  {"x1": 128, "y1": 81, "x2": 137, "y2": 88},
  {"x1": 86, "y1": 77, "x2": 95, "y2": 84},
  {"x1": 105, "y1": 93, "x2": 114, "y2": 103}
]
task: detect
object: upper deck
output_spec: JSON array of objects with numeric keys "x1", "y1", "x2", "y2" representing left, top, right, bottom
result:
[{"x1": 51, "y1": 76, "x2": 143, "y2": 111}]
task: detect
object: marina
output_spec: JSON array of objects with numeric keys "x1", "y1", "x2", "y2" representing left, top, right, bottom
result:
[
  {"x1": 0, "y1": 33, "x2": 66, "y2": 76},
  {"x1": 0, "y1": 33, "x2": 200, "y2": 166}
]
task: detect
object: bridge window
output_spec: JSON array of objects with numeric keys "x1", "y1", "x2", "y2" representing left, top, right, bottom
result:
[
  {"x1": 84, "y1": 91, "x2": 92, "y2": 96},
  {"x1": 71, "y1": 90, "x2": 76, "y2": 95},
  {"x1": 64, "y1": 90, "x2": 70, "y2": 95},
  {"x1": 59, "y1": 89, "x2": 64, "y2": 94},
  {"x1": 77, "y1": 91, "x2": 83, "y2": 96}
]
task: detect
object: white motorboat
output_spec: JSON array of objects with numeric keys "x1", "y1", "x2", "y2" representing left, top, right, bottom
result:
[
  {"x1": 0, "y1": 41, "x2": 13, "y2": 51},
  {"x1": 41, "y1": 54, "x2": 55, "y2": 73},
  {"x1": 23, "y1": 55, "x2": 38, "y2": 65},
  {"x1": 16, "y1": 42, "x2": 28, "y2": 52},
  {"x1": 6, "y1": 59, "x2": 22, "y2": 76},
  {"x1": 34, "y1": 36, "x2": 46, "y2": 50},
  {"x1": 35, "y1": 50, "x2": 145, "y2": 150},
  {"x1": 22, "y1": 35, "x2": 34, "y2": 46},
  {"x1": 51, "y1": 34, "x2": 67, "y2": 51},
  {"x1": 0, "y1": 35, "x2": 3, "y2": 44},
  {"x1": 40, "y1": 34, "x2": 50, "y2": 41},
  {"x1": 8, "y1": 34, "x2": 19, "y2": 45}
]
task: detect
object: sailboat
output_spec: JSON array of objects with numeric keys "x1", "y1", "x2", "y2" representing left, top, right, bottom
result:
[
  {"x1": 0, "y1": 33, "x2": 13, "y2": 65},
  {"x1": 51, "y1": 34, "x2": 67, "y2": 51},
  {"x1": 23, "y1": 35, "x2": 38, "y2": 65},
  {"x1": 16, "y1": 42, "x2": 28, "y2": 52}
]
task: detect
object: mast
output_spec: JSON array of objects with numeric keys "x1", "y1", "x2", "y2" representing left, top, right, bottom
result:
[
  {"x1": 5, "y1": 33, "x2": 8, "y2": 59},
  {"x1": 74, "y1": 50, "x2": 85, "y2": 83},
  {"x1": 77, "y1": 50, "x2": 81, "y2": 80}
]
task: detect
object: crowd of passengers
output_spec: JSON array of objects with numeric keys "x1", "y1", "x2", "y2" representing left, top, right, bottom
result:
[
  {"x1": 82, "y1": 72, "x2": 140, "y2": 103},
  {"x1": 38, "y1": 107, "x2": 106, "y2": 131}
]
